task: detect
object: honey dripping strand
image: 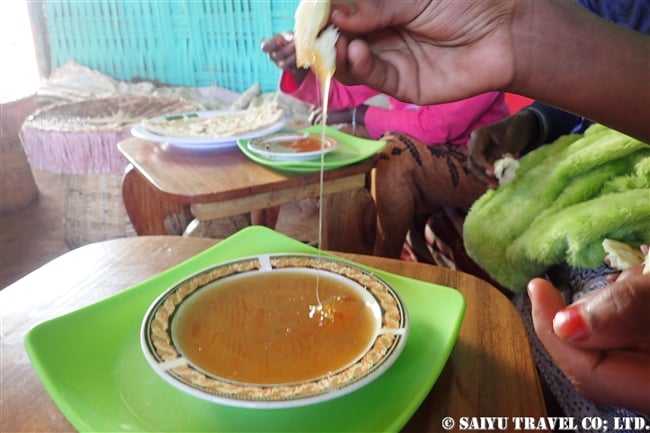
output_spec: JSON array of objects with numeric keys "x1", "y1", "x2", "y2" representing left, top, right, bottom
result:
[{"x1": 314, "y1": 74, "x2": 331, "y2": 314}]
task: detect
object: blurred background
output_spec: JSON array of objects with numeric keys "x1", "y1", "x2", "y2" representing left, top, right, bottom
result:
[{"x1": 0, "y1": 0, "x2": 40, "y2": 101}]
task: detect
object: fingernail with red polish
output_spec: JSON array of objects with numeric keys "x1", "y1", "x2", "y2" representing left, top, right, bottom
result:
[{"x1": 553, "y1": 304, "x2": 591, "y2": 341}]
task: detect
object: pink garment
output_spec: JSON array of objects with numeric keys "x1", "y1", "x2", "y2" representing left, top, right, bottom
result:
[{"x1": 281, "y1": 71, "x2": 509, "y2": 146}]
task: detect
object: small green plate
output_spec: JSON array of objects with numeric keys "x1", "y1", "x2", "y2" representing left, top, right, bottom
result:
[
  {"x1": 237, "y1": 125, "x2": 386, "y2": 173},
  {"x1": 24, "y1": 226, "x2": 464, "y2": 433}
]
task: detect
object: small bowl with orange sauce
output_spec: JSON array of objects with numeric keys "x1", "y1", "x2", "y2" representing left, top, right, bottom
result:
[
  {"x1": 247, "y1": 133, "x2": 338, "y2": 161},
  {"x1": 141, "y1": 253, "x2": 408, "y2": 409}
]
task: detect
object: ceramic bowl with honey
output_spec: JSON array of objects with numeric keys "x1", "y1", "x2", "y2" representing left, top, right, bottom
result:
[{"x1": 141, "y1": 253, "x2": 408, "y2": 408}]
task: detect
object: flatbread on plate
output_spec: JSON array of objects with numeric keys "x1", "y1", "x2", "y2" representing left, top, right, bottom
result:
[{"x1": 141, "y1": 103, "x2": 284, "y2": 139}]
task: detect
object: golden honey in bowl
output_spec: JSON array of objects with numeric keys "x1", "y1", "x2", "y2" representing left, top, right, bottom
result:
[
  {"x1": 287, "y1": 135, "x2": 325, "y2": 153},
  {"x1": 171, "y1": 268, "x2": 380, "y2": 384},
  {"x1": 142, "y1": 253, "x2": 408, "y2": 408}
]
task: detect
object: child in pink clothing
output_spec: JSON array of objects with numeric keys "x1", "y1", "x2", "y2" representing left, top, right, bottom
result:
[{"x1": 262, "y1": 33, "x2": 509, "y2": 258}]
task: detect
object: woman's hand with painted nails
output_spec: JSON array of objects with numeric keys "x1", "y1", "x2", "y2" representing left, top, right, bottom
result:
[{"x1": 528, "y1": 274, "x2": 650, "y2": 413}]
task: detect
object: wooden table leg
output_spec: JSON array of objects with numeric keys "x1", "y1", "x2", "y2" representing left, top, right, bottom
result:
[
  {"x1": 322, "y1": 187, "x2": 376, "y2": 254},
  {"x1": 121, "y1": 164, "x2": 192, "y2": 235}
]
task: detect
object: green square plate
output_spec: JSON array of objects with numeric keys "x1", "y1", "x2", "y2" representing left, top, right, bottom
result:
[
  {"x1": 237, "y1": 125, "x2": 386, "y2": 173},
  {"x1": 24, "y1": 226, "x2": 464, "y2": 432}
]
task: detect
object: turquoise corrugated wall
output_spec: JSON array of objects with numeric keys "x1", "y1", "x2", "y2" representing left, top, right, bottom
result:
[{"x1": 44, "y1": 0, "x2": 300, "y2": 93}]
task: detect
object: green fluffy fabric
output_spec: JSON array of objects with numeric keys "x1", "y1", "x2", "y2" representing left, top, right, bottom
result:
[{"x1": 463, "y1": 124, "x2": 650, "y2": 292}]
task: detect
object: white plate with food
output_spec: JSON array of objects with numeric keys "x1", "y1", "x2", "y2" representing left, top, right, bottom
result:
[
  {"x1": 141, "y1": 253, "x2": 408, "y2": 409},
  {"x1": 246, "y1": 132, "x2": 338, "y2": 161},
  {"x1": 131, "y1": 104, "x2": 287, "y2": 149}
]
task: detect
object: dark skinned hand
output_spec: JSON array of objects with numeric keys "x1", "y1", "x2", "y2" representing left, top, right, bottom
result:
[
  {"x1": 260, "y1": 32, "x2": 308, "y2": 86},
  {"x1": 467, "y1": 110, "x2": 540, "y2": 188},
  {"x1": 529, "y1": 268, "x2": 650, "y2": 414}
]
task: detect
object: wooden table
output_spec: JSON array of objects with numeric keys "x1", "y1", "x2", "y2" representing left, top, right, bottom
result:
[
  {"x1": 118, "y1": 137, "x2": 376, "y2": 253},
  {"x1": 0, "y1": 236, "x2": 547, "y2": 432}
]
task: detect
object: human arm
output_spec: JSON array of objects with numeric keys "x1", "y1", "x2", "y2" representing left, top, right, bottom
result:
[
  {"x1": 261, "y1": 31, "x2": 377, "y2": 108},
  {"x1": 528, "y1": 272, "x2": 650, "y2": 414},
  {"x1": 261, "y1": 33, "x2": 309, "y2": 87},
  {"x1": 364, "y1": 91, "x2": 507, "y2": 143},
  {"x1": 525, "y1": 102, "x2": 585, "y2": 146},
  {"x1": 466, "y1": 110, "x2": 541, "y2": 188},
  {"x1": 329, "y1": 0, "x2": 650, "y2": 142},
  {"x1": 283, "y1": 69, "x2": 379, "y2": 109},
  {"x1": 466, "y1": 104, "x2": 583, "y2": 187},
  {"x1": 310, "y1": 91, "x2": 507, "y2": 143},
  {"x1": 308, "y1": 104, "x2": 368, "y2": 129}
]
